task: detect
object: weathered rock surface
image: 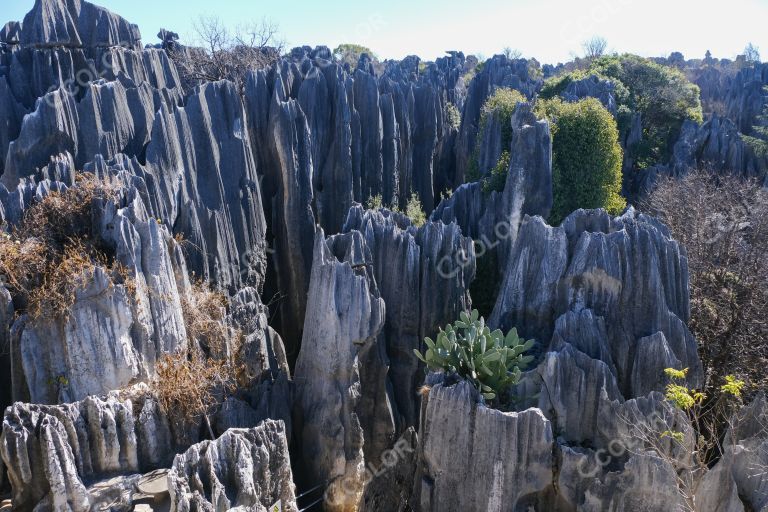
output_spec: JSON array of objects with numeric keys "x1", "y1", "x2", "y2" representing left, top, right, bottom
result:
[
  {"x1": 4, "y1": 176, "x2": 189, "y2": 404},
  {"x1": 561, "y1": 74, "x2": 618, "y2": 114},
  {"x1": 293, "y1": 229, "x2": 386, "y2": 512},
  {"x1": 359, "y1": 428, "x2": 418, "y2": 512},
  {"x1": 168, "y1": 420, "x2": 298, "y2": 512},
  {"x1": 455, "y1": 55, "x2": 542, "y2": 181},
  {"x1": 711, "y1": 393, "x2": 768, "y2": 512},
  {"x1": 343, "y1": 205, "x2": 474, "y2": 434},
  {"x1": 640, "y1": 115, "x2": 768, "y2": 193},
  {"x1": 0, "y1": 389, "x2": 175, "y2": 511},
  {"x1": 490, "y1": 208, "x2": 702, "y2": 397},
  {"x1": 415, "y1": 377, "x2": 555, "y2": 511},
  {"x1": 432, "y1": 102, "x2": 552, "y2": 275}
]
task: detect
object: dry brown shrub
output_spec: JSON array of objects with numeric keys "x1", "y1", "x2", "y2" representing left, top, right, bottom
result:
[
  {"x1": 154, "y1": 349, "x2": 239, "y2": 436},
  {"x1": 27, "y1": 241, "x2": 102, "y2": 320},
  {"x1": 151, "y1": 281, "x2": 249, "y2": 433},
  {"x1": 0, "y1": 173, "x2": 129, "y2": 320},
  {"x1": 17, "y1": 174, "x2": 116, "y2": 250},
  {"x1": 642, "y1": 170, "x2": 768, "y2": 394},
  {"x1": 181, "y1": 280, "x2": 230, "y2": 355}
]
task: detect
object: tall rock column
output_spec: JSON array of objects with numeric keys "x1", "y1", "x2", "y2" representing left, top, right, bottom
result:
[{"x1": 293, "y1": 229, "x2": 385, "y2": 512}]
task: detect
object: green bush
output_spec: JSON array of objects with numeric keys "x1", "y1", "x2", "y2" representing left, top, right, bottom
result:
[
  {"x1": 333, "y1": 43, "x2": 377, "y2": 68},
  {"x1": 405, "y1": 193, "x2": 426, "y2": 227},
  {"x1": 445, "y1": 102, "x2": 461, "y2": 130},
  {"x1": 482, "y1": 150, "x2": 510, "y2": 194},
  {"x1": 366, "y1": 194, "x2": 384, "y2": 210},
  {"x1": 414, "y1": 310, "x2": 534, "y2": 402},
  {"x1": 742, "y1": 86, "x2": 768, "y2": 157},
  {"x1": 590, "y1": 55, "x2": 702, "y2": 167},
  {"x1": 537, "y1": 97, "x2": 626, "y2": 225},
  {"x1": 541, "y1": 55, "x2": 702, "y2": 170},
  {"x1": 479, "y1": 88, "x2": 527, "y2": 148}
]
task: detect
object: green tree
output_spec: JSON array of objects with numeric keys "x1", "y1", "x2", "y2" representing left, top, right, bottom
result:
[
  {"x1": 540, "y1": 55, "x2": 702, "y2": 171},
  {"x1": 537, "y1": 97, "x2": 626, "y2": 225},
  {"x1": 589, "y1": 54, "x2": 703, "y2": 168},
  {"x1": 333, "y1": 43, "x2": 377, "y2": 68},
  {"x1": 742, "y1": 86, "x2": 768, "y2": 157}
]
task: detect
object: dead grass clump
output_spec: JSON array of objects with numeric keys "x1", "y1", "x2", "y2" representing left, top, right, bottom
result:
[
  {"x1": 152, "y1": 281, "x2": 252, "y2": 433},
  {"x1": 0, "y1": 173, "x2": 129, "y2": 320},
  {"x1": 154, "y1": 349, "x2": 238, "y2": 436},
  {"x1": 181, "y1": 280, "x2": 230, "y2": 355},
  {"x1": 17, "y1": 174, "x2": 116, "y2": 251},
  {"x1": 26, "y1": 242, "x2": 103, "y2": 320}
]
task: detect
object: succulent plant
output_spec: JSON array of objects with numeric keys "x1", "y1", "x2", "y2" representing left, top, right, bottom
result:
[{"x1": 414, "y1": 309, "x2": 535, "y2": 401}]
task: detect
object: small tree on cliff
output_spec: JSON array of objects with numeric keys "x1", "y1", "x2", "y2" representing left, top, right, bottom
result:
[{"x1": 536, "y1": 97, "x2": 626, "y2": 225}]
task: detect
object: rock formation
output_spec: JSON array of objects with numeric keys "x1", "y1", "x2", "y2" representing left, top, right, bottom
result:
[
  {"x1": 168, "y1": 420, "x2": 297, "y2": 512},
  {"x1": 0, "y1": 1, "x2": 765, "y2": 511},
  {"x1": 1, "y1": 388, "x2": 175, "y2": 511}
]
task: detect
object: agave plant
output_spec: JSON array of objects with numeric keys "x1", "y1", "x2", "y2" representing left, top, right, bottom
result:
[{"x1": 414, "y1": 309, "x2": 535, "y2": 401}]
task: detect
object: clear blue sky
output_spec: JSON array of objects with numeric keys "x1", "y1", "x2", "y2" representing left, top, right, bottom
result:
[{"x1": 3, "y1": 0, "x2": 766, "y2": 65}]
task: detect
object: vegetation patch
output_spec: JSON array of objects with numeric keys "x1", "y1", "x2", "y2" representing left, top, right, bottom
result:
[
  {"x1": 537, "y1": 97, "x2": 626, "y2": 225},
  {"x1": 642, "y1": 171, "x2": 768, "y2": 397},
  {"x1": 154, "y1": 279, "x2": 246, "y2": 436},
  {"x1": 542, "y1": 54, "x2": 703, "y2": 171},
  {"x1": 415, "y1": 309, "x2": 534, "y2": 406},
  {"x1": 366, "y1": 193, "x2": 427, "y2": 227},
  {"x1": 466, "y1": 87, "x2": 526, "y2": 188},
  {"x1": 0, "y1": 174, "x2": 132, "y2": 320}
]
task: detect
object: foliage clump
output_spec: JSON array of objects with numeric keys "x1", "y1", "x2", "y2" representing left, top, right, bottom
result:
[
  {"x1": 445, "y1": 102, "x2": 462, "y2": 130},
  {"x1": 333, "y1": 43, "x2": 378, "y2": 69},
  {"x1": 0, "y1": 174, "x2": 131, "y2": 320},
  {"x1": 479, "y1": 88, "x2": 526, "y2": 148},
  {"x1": 414, "y1": 310, "x2": 534, "y2": 403},
  {"x1": 366, "y1": 194, "x2": 384, "y2": 210},
  {"x1": 365, "y1": 193, "x2": 426, "y2": 227},
  {"x1": 541, "y1": 54, "x2": 703, "y2": 171},
  {"x1": 404, "y1": 193, "x2": 427, "y2": 227},
  {"x1": 536, "y1": 97, "x2": 626, "y2": 225},
  {"x1": 466, "y1": 88, "x2": 526, "y2": 187},
  {"x1": 482, "y1": 150, "x2": 510, "y2": 194},
  {"x1": 742, "y1": 86, "x2": 768, "y2": 157}
]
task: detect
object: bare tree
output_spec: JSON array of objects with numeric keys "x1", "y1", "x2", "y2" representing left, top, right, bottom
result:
[
  {"x1": 642, "y1": 170, "x2": 768, "y2": 396},
  {"x1": 582, "y1": 36, "x2": 608, "y2": 59},
  {"x1": 168, "y1": 15, "x2": 285, "y2": 94},
  {"x1": 502, "y1": 46, "x2": 522, "y2": 60},
  {"x1": 744, "y1": 42, "x2": 761, "y2": 63}
]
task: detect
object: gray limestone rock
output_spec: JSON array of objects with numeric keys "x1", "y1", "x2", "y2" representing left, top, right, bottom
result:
[
  {"x1": 490, "y1": 208, "x2": 702, "y2": 397},
  {"x1": 0, "y1": 390, "x2": 174, "y2": 511},
  {"x1": 167, "y1": 420, "x2": 298, "y2": 512},
  {"x1": 293, "y1": 229, "x2": 385, "y2": 511},
  {"x1": 415, "y1": 378, "x2": 555, "y2": 511}
]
